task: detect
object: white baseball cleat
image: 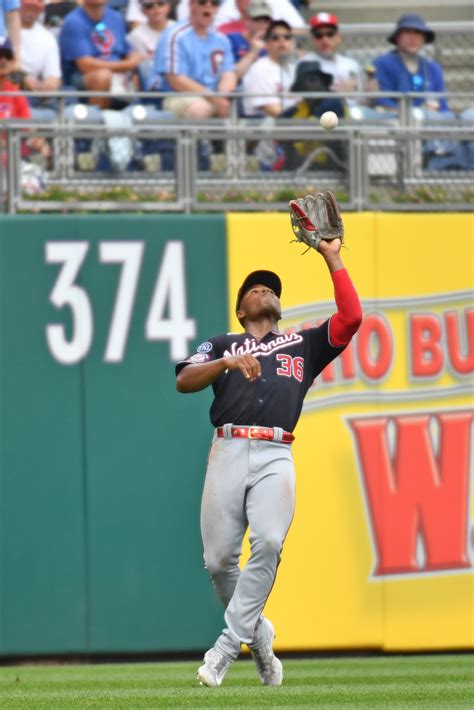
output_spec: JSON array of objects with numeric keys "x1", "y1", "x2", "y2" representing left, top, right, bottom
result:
[
  {"x1": 250, "y1": 618, "x2": 283, "y2": 686},
  {"x1": 197, "y1": 647, "x2": 233, "y2": 687}
]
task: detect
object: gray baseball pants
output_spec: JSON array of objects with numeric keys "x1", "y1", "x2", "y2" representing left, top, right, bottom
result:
[{"x1": 200, "y1": 428, "x2": 296, "y2": 659}]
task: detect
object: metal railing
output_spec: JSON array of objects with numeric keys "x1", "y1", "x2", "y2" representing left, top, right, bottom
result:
[{"x1": 1, "y1": 90, "x2": 473, "y2": 213}]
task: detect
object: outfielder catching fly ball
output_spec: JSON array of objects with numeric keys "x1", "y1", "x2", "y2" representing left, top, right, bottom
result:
[{"x1": 176, "y1": 193, "x2": 362, "y2": 687}]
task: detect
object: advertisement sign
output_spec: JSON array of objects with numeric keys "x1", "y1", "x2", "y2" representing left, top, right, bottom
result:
[{"x1": 227, "y1": 212, "x2": 473, "y2": 650}]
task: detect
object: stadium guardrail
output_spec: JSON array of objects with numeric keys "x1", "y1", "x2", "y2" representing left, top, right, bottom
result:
[{"x1": 1, "y1": 90, "x2": 473, "y2": 213}]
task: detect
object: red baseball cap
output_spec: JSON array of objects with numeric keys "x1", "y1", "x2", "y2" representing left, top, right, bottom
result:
[{"x1": 310, "y1": 12, "x2": 339, "y2": 30}]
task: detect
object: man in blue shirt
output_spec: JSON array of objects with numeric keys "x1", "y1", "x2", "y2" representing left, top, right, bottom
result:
[
  {"x1": 151, "y1": 0, "x2": 236, "y2": 118},
  {"x1": 59, "y1": 0, "x2": 141, "y2": 107},
  {"x1": 0, "y1": 0, "x2": 21, "y2": 64}
]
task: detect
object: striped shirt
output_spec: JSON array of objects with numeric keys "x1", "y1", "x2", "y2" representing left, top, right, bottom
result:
[{"x1": 151, "y1": 20, "x2": 235, "y2": 92}]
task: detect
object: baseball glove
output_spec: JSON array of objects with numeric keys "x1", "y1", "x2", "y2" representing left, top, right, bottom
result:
[{"x1": 289, "y1": 191, "x2": 344, "y2": 252}]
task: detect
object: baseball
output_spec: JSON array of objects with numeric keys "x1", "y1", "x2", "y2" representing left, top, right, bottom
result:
[{"x1": 320, "y1": 111, "x2": 339, "y2": 130}]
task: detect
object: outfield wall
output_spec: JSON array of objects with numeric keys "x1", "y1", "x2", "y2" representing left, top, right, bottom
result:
[{"x1": 0, "y1": 213, "x2": 472, "y2": 655}]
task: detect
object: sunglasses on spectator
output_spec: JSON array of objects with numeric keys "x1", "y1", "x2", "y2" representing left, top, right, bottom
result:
[
  {"x1": 312, "y1": 29, "x2": 337, "y2": 39},
  {"x1": 142, "y1": 0, "x2": 167, "y2": 6},
  {"x1": 270, "y1": 33, "x2": 291, "y2": 41},
  {"x1": 196, "y1": 0, "x2": 220, "y2": 6}
]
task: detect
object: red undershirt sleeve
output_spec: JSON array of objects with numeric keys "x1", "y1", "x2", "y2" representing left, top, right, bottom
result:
[{"x1": 329, "y1": 268, "x2": 363, "y2": 347}]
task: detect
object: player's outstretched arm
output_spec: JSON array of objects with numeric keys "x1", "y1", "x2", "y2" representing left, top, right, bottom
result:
[
  {"x1": 317, "y1": 239, "x2": 363, "y2": 346},
  {"x1": 176, "y1": 354, "x2": 262, "y2": 393}
]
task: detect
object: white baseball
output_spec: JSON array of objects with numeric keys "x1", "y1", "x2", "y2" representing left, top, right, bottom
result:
[{"x1": 320, "y1": 111, "x2": 339, "y2": 130}]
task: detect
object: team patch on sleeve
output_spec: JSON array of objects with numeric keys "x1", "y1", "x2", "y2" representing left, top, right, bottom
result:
[
  {"x1": 190, "y1": 353, "x2": 210, "y2": 363},
  {"x1": 197, "y1": 341, "x2": 213, "y2": 353}
]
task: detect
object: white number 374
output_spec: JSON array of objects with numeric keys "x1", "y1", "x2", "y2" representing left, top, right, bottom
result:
[{"x1": 45, "y1": 240, "x2": 196, "y2": 365}]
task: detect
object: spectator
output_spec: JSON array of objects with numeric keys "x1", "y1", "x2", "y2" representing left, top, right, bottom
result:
[
  {"x1": 241, "y1": 19, "x2": 297, "y2": 117},
  {"x1": 227, "y1": 0, "x2": 271, "y2": 81},
  {"x1": 18, "y1": 0, "x2": 61, "y2": 120},
  {"x1": 299, "y1": 12, "x2": 362, "y2": 110},
  {"x1": 151, "y1": 0, "x2": 236, "y2": 119},
  {"x1": 373, "y1": 13, "x2": 474, "y2": 170},
  {"x1": 127, "y1": 0, "x2": 174, "y2": 88},
  {"x1": 373, "y1": 14, "x2": 449, "y2": 115},
  {"x1": 0, "y1": 37, "x2": 50, "y2": 163},
  {"x1": 0, "y1": 35, "x2": 28, "y2": 118},
  {"x1": 176, "y1": 0, "x2": 306, "y2": 31},
  {"x1": 59, "y1": 0, "x2": 142, "y2": 108},
  {"x1": 218, "y1": 0, "x2": 257, "y2": 34},
  {"x1": 0, "y1": 0, "x2": 21, "y2": 63},
  {"x1": 215, "y1": 0, "x2": 305, "y2": 30}
]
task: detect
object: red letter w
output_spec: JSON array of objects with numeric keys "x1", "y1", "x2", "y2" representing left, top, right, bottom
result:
[{"x1": 349, "y1": 412, "x2": 473, "y2": 576}]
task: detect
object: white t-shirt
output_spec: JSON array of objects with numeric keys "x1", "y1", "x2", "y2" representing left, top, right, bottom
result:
[
  {"x1": 127, "y1": 21, "x2": 174, "y2": 56},
  {"x1": 242, "y1": 55, "x2": 297, "y2": 117},
  {"x1": 176, "y1": 0, "x2": 306, "y2": 28},
  {"x1": 20, "y1": 22, "x2": 61, "y2": 79}
]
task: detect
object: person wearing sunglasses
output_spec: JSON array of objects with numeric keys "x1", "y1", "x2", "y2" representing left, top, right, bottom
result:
[
  {"x1": 59, "y1": 0, "x2": 142, "y2": 108},
  {"x1": 127, "y1": 0, "x2": 174, "y2": 88},
  {"x1": 241, "y1": 19, "x2": 297, "y2": 118},
  {"x1": 299, "y1": 12, "x2": 362, "y2": 104},
  {"x1": 151, "y1": 0, "x2": 236, "y2": 118}
]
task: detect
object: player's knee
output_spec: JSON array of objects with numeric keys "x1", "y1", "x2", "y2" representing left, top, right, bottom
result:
[
  {"x1": 253, "y1": 533, "x2": 283, "y2": 559},
  {"x1": 203, "y1": 552, "x2": 234, "y2": 578}
]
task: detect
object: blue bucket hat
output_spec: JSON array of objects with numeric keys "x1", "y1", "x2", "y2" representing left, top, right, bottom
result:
[{"x1": 388, "y1": 14, "x2": 435, "y2": 44}]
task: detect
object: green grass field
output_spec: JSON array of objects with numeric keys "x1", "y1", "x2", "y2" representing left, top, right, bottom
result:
[{"x1": 0, "y1": 654, "x2": 472, "y2": 709}]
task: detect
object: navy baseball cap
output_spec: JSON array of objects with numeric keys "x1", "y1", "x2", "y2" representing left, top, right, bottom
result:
[
  {"x1": 0, "y1": 37, "x2": 14, "y2": 58},
  {"x1": 236, "y1": 270, "x2": 282, "y2": 311}
]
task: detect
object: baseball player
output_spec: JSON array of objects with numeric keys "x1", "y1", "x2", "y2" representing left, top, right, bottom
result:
[{"x1": 176, "y1": 197, "x2": 362, "y2": 687}]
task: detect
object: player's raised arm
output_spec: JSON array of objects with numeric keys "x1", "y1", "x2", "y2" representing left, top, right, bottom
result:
[{"x1": 289, "y1": 192, "x2": 362, "y2": 346}]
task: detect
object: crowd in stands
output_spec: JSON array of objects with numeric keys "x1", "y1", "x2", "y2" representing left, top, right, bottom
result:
[{"x1": 0, "y1": 0, "x2": 473, "y2": 173}]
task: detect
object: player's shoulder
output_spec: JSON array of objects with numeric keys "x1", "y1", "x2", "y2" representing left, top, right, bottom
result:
[{"x1": 296, "y1": 320, "x2": 330, "y2": 338}]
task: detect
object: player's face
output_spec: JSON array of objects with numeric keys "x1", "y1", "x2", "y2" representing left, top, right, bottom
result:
[
  {"x1": 238, "y1": 284, "x2": 281, "y2": 322},
  {"x1": 395, "y1": 29, "x2": 426, "y2": 55},
  {"x1": 310, "y1": 25, "x2": 341, "y2": 58}
]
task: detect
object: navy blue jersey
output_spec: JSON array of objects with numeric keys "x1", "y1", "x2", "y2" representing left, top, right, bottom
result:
[{"x1": 176, "y1": 322, "x2": 345, "y2": 432}]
